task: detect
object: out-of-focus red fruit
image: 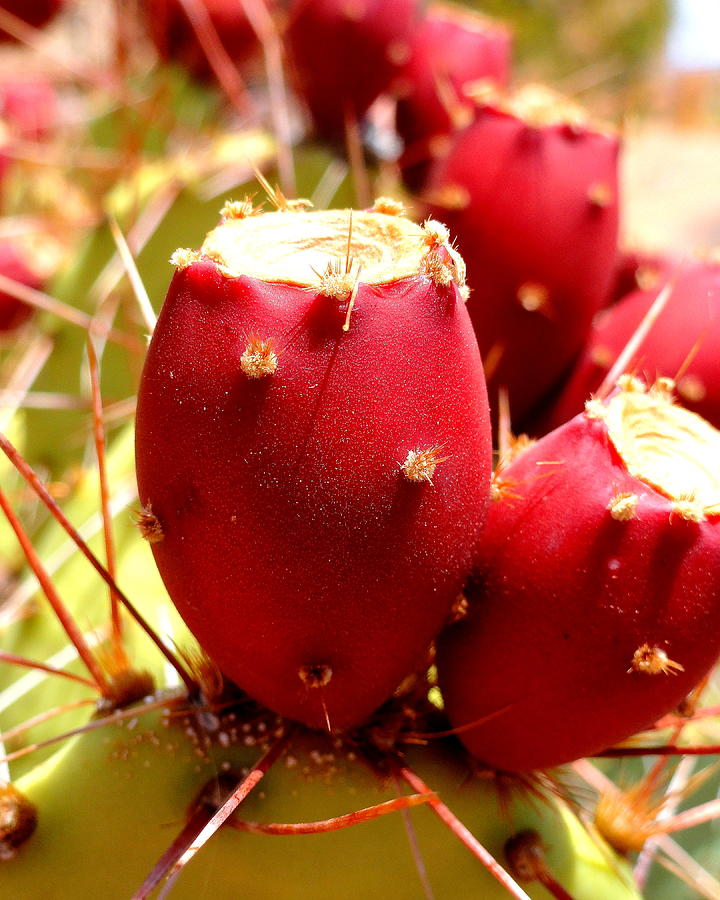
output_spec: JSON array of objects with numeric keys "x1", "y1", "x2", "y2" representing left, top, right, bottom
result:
[
  {"x1": 0, "y1": 0, "x2": 65, "y2": 40},
  {"x1": 0, "y1": 78, "x2": 57, "y2": 141},
  {"x1": 605, "y1": 247, "x2": 675, "y2": 310},
  {"x1": 0, "y1": 240, "x2": 45, "y2": 332},
  {"x1": 286, "y1": 0, "x2": 420, "y2": 141},
  {"x1": 437, "y1": 375, "x2": 720, "y2": 772},
  {"x1": 135, "y1": 201, "x2": 492, "y2": 731},
  {"x1": 144, "y1": 0, "x2": 274, "y2": 78},
  {"x1": 395, "y1": 1, "x2": 511, "y2": 192},
  {"x1": 545, "y1": 259, "x2": 720, "y2": 430},
  {"x1": 424, "y1": 85, "x2": 620, "y2": 428}
]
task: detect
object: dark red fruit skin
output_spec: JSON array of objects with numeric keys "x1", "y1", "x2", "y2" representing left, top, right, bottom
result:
[
  {"x1": 424, "y1": 102, "x2": 620, "y2": 427},
  {"x1": 0, "y1": 242, "x2": 42, "y2": 332},
  {"x1": 395, "y1": 2, "x2": 511, "y2": 192},
  {"x1": 0, "y1": 0, "x2": 65, "y2": 39},
  {"x1": 544, "y1": 260, "x2": 720, "y2": 431},
  {"x1": 286, "y1": 0, "x2": 420, "y2": 141},
  {"x1": 136, "y1": 260, "x2": 492, "y2": 730},
  {"x1": 436, "y1": 409, "x2": 720, "y2": 772},
  {"x1": 144, "y1": 0, "x2": 272, "y2": 78}
]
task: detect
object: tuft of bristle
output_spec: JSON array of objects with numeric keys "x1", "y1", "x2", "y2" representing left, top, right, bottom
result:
[
  {"x1": 629, "y1": 644, "x2": 684, "y2": 676},
  {"x1": 401, "y1": 447, "x2": 447, "y2": 484},
  {"x1": 220, "y1": 198, "x2": 258, "y2": 220},
  {"x1": 313, "y1": 260, "x2": 356, "y2": 300},
  {"x1": 135, "y1": 504, "x2": 164, "y2": 544},
  {"x1": 170, "y1": 248, "x2": 202, "y2": 270},
  {"x1": 240, "y1": 337, "x2": 278, "y2": 379},
  {"x1": 607, "y1": 492, "x2": 639, "y2": 521},
  {"x1": 371, "y1": 197, "x2": 405, "y2": 216}
]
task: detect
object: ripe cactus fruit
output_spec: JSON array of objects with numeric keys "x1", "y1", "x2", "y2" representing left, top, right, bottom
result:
[
  {"x1": 0, "y1": 0, "x2": 65, "y2": 39},
  {"x1": 144, "y1": 0, "x2": 272, "y2": 79},
  {"x1": 286, "y1": 0, "x2": 420, "y2": 140},
  {"x1": 395, "y1": 1, "x2": 511, "y2": 191},
  {"x1": 546, "y1": 259, "x2": 720, "y2": 430},
  {"x1": 135, "y1": 203, "x2": 492, "y2": 731},
  {"x1": 0, "y1": 239, "x2": 45, "y2": 332},
  {"x1": 606, "y1": 247, "x2": 674, "y2": 310},
  {"x1": 437, "y1": 376, "x2": 720, "y2": 772},
  {"x1": 0, "y1": 78, "x2": 57, "y2": 142},
  {"x1": 424, "y1": 84, "x2": 620, "y2": 426}
]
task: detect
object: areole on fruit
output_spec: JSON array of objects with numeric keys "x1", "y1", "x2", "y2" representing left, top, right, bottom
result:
[
  {"x1": 135, "y1": 201, "x2": 492, "y2": 732},
  {"x1": 437, "y1": 376, "x2": 720, "y2": 772}
]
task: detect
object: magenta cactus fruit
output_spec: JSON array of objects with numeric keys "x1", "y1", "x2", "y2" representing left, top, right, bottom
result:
[
  {"x1": 0, "y1": 239, "x2": 45, "y2": 332},
  {"x1": 0, "y1": 0, "x2": 65, "y2": 39},
  {"x1": 286, "y1": 0, "x2": 420, "y2": 140},
  {"x1": 545, "y1": 259, "x2": 720, "y2": 431},
  {"x1": 605, "y1": 247, "x2": 675, "y2": 310},
  {"x1": 437, "y1": 375, "x2": 720, "y2": 772},
  {"x1": 395, "y1": 1, "x2": 511, "y2": 191},
  {"x1": 135, "y1": 202, "x2": 492, "y2": 731},
  {"x1": 424, "y1": 84, "x2": 620, "y2": 427},
  {"x1": 0, "y1": 78, "x2": 57, "y2": 141},
  {"x1": 144, "y1": 0, "x2": 272, "y2": 78}
]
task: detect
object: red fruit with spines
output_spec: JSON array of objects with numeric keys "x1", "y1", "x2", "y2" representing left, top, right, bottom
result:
[
  {"x1": 135, "y1": 201, "x2": 492, "y2": 731},
  {"x1": 0, "y1": 240, "x2": 45, "y2": 332},
  {"x1": 0, "y1": 0, "x2": 65, "y2": 39},
  {"x1": 144, "y1": 0, "x2": 274, "y2": 79},
  {"x1": 424, "y1": 84, "x2": 620, "y2": 428},
  {"x1": 437, "y1": 375, "x2": 720, "y2": 772},
  {"x1": 545, "y1": 258, "x2": 720, "y2": 431},
  {"x1": 286, "y1": 0, "x2": 420, "y2": 141},
  {"x1": 395, "y1": 1, "x2": 511, "y2": 192}
]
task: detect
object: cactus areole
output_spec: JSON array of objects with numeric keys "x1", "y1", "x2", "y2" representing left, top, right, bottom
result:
[
  {"x1": 437, "y1": 377, "x2": 720, "y2": 772},
  {"x1": 136, "y1": 204, "x2": 492, "y2": 731}
]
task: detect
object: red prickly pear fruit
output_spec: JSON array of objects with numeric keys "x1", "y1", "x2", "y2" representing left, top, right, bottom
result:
[
  {"x1": 0, "y1": 78, "x2": 57, "y2": 142},
  {"x1": 437, "y1": 375, "x2": 720, "y2": 773},
  {"x1": 424, "y1": 84, "x2": 620, "y2": 428},
  {"x1": 0, "y1": 239, "x2": 46, "y2": 332},
  {"x1": 605, "y1": 246, "x2": 675, "y2": 310},
  {"x1": 286, "y1": 0, "x2": 420, "y2": 141},
  {"x1": 135, "y1": 204, "x2": 492, "y2": 731},
  {"x1": 545, "y1": 259, "x2": 720, "y2": 431},
  {"x1": 395, "y1": 2, "x2": 511, "y2": 192},
  {"x1": 0, "y1": 0, "x2": 65, "y2": 39},
  {"x1": 144, "y1": 0, "x2": 273, "y2": 78}
]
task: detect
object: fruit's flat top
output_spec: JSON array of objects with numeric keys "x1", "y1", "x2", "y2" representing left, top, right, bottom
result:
[
  {"x1": 200, "y1": 209, "x2": 428, "y2": 286},
  {"x1": 604, "y1": 380, "x2": 720, "y2": 511}
]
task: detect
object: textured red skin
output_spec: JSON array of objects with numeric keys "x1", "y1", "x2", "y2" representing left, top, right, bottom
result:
[
  {"x1": 145, "y1": 0, "x2": 272, "y2": 78},
  {"x1": 396, "y1": 3, "x2": 511, "y2": 191},
  {"x1": 437, "y1": 409, "x2": 720, "y2": 772},
  {"x1": 286, "y1": 0, "x2": 420, "y2": 140},
  {"x1": 424, "y1": 104, "x2": 620, "y2": 427},
  {"x1": 545, "y1": 260, "x2": 720, "y2": 431},
  {"x1": 136, "y1": 260, "x2": 492, "y2": 730},
  {"x1": 0, "y1": 0, "x2": 65, "y2": 39},
  {"x1": 0, "y1": 243, "x2": 43, "y2": 332}
]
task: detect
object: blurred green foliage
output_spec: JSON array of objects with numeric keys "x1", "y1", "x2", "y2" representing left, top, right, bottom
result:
[{"x1": 466, "y1": 0, "x2": 670, "y2": 89}]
